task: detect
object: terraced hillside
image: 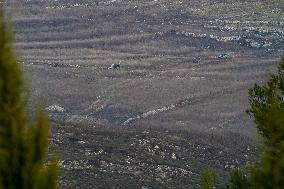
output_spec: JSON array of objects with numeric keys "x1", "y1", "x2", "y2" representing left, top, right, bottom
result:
[{"x1": 5, "y1": 0, "x2": 284, "y2": 188}]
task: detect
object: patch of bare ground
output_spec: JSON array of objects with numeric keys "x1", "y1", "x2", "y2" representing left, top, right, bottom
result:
[{"x1": 51, "y1": 123, "x2": 257, "y2": 188}]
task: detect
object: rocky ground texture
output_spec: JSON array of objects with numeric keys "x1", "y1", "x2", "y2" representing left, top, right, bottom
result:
[{"x1": 5, "y1": 0, "x2": 284, "y2": 188}]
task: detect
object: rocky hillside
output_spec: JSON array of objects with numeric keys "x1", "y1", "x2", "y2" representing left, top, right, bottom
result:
[{"x1": 5, "y1": 0, "x2": 284, "y2": 188}]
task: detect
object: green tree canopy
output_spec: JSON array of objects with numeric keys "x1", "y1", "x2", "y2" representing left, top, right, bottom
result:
[
  {"x1": 0, "y1": 5, "x2": 58, "y2": 189},
  {"x1": 247, "y1": 57, "x2": 284, "y2": 189},
  {"x1": 222, "y1": 57, "x2": 284, "y2": 189},
  {"x1": 200, "y1": 167, "x2": 217, "y2": 189}
]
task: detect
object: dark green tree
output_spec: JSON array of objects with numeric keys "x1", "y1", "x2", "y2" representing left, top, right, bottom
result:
[
  {"x1": 246, "y1": 57, "x2": 284, "y2": 189},
  {"x1": 218, "y1": 57, "x2": 284, "y2": 189},
  {"x1": 222, "y1": 169, "x2": 251, "y2": 189},
  {"x1": 0, "y1": 5, "x2": 58, "y2": 189}
]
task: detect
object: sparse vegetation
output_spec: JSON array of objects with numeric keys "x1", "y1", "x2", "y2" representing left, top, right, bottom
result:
[{"x1": 3, "y1": 0, "x2": 284, "y2": 188}]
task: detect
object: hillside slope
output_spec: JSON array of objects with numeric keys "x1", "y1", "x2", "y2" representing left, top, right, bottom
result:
[{"x1": 6, "y1": 0, "x2": 284, "y2": 188}]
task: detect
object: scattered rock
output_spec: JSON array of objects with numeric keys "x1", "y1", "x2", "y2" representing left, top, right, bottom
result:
[
  {"x1": 172, "y1": 153, "x2": 177, "y2": 160},
  {"x1": 217, "y1": 53, "x2": 229, "y2": 59},
  {"x1": 48, "y1": 62, "x2": 65, "y2": 68},
  {"x1": 46, "y1": 105, "x2": 65, "y2": 113}
]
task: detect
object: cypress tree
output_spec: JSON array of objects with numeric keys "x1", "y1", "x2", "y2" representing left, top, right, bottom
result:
[{"x1": 0, "y1": 4, "x2": 58, "y2": 189}]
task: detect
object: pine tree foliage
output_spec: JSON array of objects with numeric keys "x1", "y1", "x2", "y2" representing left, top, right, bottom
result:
[
  {"x1": 222, "y1": 169, "x2": 251, "y2": 189},
  {"x1": 208, "y1": 57, "x2": 284, "y2": 189},
  {"x1": 247, "y1": 57, "x2": 284, "y2": 140},
  {"x1": 0, "y1": 5, "x2": 58, "y2": 189},
  {"x1": 247, "y1": 57, "x2": 284, "y2": 189},
  {"x1": 200, "y1": 167, "x2": 217, "y2": 189}
]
